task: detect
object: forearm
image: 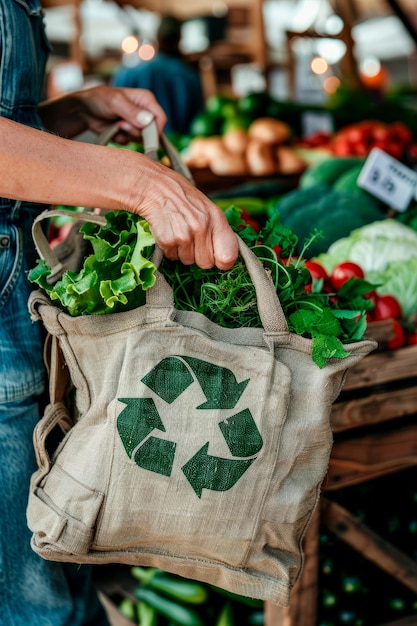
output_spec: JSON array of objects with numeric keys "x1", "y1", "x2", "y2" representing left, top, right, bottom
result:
[{"x1": 0, "y1": 117, "x2": 141, "y2": 210}]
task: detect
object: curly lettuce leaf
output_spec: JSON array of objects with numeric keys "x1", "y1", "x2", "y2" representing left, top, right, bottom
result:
[{"x1": 29, "y1": 211, "x2": 156, "y2": 316}]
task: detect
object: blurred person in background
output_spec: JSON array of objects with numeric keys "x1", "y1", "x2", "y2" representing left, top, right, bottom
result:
[{"x1": 112, "y1": 15, "x2": 205, "y2": 135}]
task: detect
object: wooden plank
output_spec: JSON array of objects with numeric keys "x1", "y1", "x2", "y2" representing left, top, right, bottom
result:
[
  {"x1": 98, "y1": 591, "x2": 135, "y2": 626},
  {"x1": 341, "y1": 345, "x2": 417, "y2": 391},
  {"x1": 379, "y1": 617, "x2": 417, "y2": 626},
  {"x1": 321, "y1": 498, "x2": 417, "y2": 594},
  {"x1": 326, "y1": 423, "x2": 417, "y2": 490},
  {"x1": 331, "y1": 385, "x2": 417, "y2": 432}
]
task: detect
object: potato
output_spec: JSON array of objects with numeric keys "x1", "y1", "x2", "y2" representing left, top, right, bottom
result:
[
  {"x1": 246, "y1": 139, "x2": 276, "y2": 176},
  {"x1": 222, "y1": 127, "x2": 248, "y2": 155},
  {"x1": 183, "y1": 136, "x2": 223, "y2": 168},
  {"x1": 275, "y1": 146, "x2": 307, "y2": 175},
  {"x1": 248, "y1": 117, "x2": 291, "y2": 145},
  {"x1": 208, "y1": 144, "x2": 248, "y2": 176},
  {"x1": 182, "y1": 137, "x2": 210, "y2": 168}
]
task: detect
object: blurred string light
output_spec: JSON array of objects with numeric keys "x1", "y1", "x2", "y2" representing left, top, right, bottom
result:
[
  {"x1": 323, "y1": 75, "x2": 341, "y2": 94},
  {"x1": 121, "y1": 34, "x2": 156, "y2": 67},
  {"x1": 359, "y1": 55, "x2": 388, "y2": 89},
  {"x1": 310, "y1": 56, "x2": 328, "y2": 75},
  {"x1": 360, "y1": 56, "x2": 382, "y2": 78},
  {"x1": 138, "y1": 42, "x2": 156, "y2": 61},
  {"x1": 121, "y1": 35, "x2": 139, "y2": 54}
]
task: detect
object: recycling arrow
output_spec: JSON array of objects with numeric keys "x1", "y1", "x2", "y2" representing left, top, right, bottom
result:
[
  {"x1": 141, "y1": 356, "x2": 249, "y2": 409},
  {"x1": 219, "y1": 408, "x2": 263, "y2": 457},
  {"x1": 141, "y1": 357, "x2": 194, "y2": 404},
  {"x1": 117, "y1": 398, "x2": 176, "y2": 475},
  {"x1": 182, "y1": 443, "x2": 255, "y2": 498},
  {"x1": 117, "y1": 397, "x2": 165, "y2": 457},
  {"x1": 134, "y1": 436, "x2": 176, "y2": 477},
  {"x1": 116, "y1": 356, "x2": 263, "y2": 496}
]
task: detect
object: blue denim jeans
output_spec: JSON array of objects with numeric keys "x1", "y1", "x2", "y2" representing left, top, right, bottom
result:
[
  {"x1": 0, "y1": 396, "x2": 109, "y2": 626},
  {"x1": 0, "y1": 1, "x2": 111, "y2": 622}
]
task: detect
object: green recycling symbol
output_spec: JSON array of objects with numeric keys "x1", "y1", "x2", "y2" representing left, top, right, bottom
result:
[{"x1": 116, "y1": 356, "x2": 263, "y2": 497}]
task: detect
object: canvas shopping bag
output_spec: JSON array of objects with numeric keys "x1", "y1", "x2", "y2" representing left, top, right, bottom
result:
[{"x1": 26, "y1": 204, "x2": 376, "y2": 605}]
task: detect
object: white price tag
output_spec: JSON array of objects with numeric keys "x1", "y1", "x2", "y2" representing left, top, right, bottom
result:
[{"x1": 357, "y1": 148, "x2": 417, "y2": 212}]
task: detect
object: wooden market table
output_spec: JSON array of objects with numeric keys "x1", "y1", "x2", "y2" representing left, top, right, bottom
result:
[{"x1": 265, "y1": 339, "x2": 417, "y2": 626}]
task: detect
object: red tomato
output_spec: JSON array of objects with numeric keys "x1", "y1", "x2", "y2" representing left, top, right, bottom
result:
[
  {"x1": 331, "y1": 139, "x2": 352, "y2": 156},
  {"x1": 330, "y1": 262, "x2": 364, "y2": 291},
  {"x1": 389, "y1": 122, "x2": 413, "y2": 145},
  {"x1": 387, "y1": 319, "x2": 405, "y2": 350},
  {"x1": 272, "y1": 244, "x2": 282, "y2": 258},
  {"x1": 373, "y1": 294, "x2": 402, "y2": 321},
  {"x1": 304, "y1": 260, "x2": 329, "y2": 281},
  {"x1": 406, "y1": 332, "x2": 417, "y2": 346},
  {"x1": 239, "y1": 211, "x2": 261, "y2": 233}
]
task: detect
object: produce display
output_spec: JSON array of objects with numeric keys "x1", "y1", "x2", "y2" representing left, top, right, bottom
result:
[
  {"x1": 317, "y1": 468, "x2": 417, "y2": 625},
  {"x1": 295, "y1": 119, "x2": 416, "y2": 160},
  {"x1": 183, "y1": 116, "x2": 306, "y2": 177},
  {"x1": 116, "y1": 567, "x2": 263, "y2": 626}
]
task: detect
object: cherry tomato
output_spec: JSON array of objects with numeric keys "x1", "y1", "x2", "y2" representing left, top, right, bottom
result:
[
  {"x1": 238, "y1": 211, "x2": 261, "y2": 233},
  {"x1": 387, "y1": 319, "x2": 405, "y2": 350},
  {"x1": 304, "y1": 260, "x2": 329, "y2": 281},
  {"x1": 330, "y1": 262, "x2": 364, "y2": 291},
  {"x1": 406, "y1": 332, "x2": 417, "y2": 346},
  {"x1": 373, "y1": 294, "x2": 402, "y2": 321}
]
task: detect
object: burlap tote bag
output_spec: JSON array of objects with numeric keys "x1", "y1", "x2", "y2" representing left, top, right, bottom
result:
[{"x1": 27, "y1": 207, "x2": 376, "y2": 606}]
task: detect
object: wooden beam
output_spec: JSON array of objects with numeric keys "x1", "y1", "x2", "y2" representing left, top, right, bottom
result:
[
  {"x1": 321, "y1": 498, "x2": 417, "y2": 594},
  {"x1": 326, "y1": 422, "x2": 417, "y2": 489},
  {"x1": 385, "y1": 0, "x2": 417, "y2": 45}
]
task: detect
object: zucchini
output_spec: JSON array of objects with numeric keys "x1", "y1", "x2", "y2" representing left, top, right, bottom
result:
[
  {"x1": 209, "y1": 585, "x2": 263, "y2": 608},
  {"x1": 134, "y1": 587, "x2": 204, "y2": 626},
  {"x1": 131, "y1": 568, "x2": 208, "y2": 605},
  {"x1": 118, "y1": 598, "x2": 136, "y2": 622},
  {"x1": 137, "y1": 600, "x2": 157, "y2": 626},
  {"x1": 215, "y1": 601, "x2": 234, "y2": 626}
]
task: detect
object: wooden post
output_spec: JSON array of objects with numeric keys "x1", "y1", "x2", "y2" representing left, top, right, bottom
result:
[{"x1": 321, "y1": 498, "x2": 417, "y2": 594}]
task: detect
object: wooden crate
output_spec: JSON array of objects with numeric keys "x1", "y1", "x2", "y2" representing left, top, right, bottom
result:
[{"x1": 265, "y1": 343, "x2": 417, "y2": 626}]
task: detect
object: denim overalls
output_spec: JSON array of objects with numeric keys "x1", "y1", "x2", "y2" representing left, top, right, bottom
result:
[{"x1": 0, "y1": 2, "x2": 108, "y2": 624}]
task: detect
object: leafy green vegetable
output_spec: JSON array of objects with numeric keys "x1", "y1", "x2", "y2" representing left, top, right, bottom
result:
[
  {"x1": 317, "y1": 219, "x2": 417, "y2": 275},
  {"x1": 373, "y1": 258, "x2": 417, "y2": 317},
  {"x1": 29, "y1": 211, "x2": 156, "y2": 316},
  {"x1": 160, "y1": 209, "x2": 374, "y2": 368},
  {"x1": 316, "y1": 219, "x2": 417, "y2": 318}
]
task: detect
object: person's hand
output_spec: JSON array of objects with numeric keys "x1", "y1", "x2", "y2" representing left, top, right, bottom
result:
[
  {"x1": 74, "y1": 85, "x2": 167, "y2": 142},
  {"x1": 130, "y1": 159, "x2": 238, "y2": 270},
  {"x1": 39, "y1": 85, "x2": 167, "y2": 141}
]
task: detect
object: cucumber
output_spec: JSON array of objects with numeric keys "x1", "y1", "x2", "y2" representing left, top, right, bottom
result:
[
  {"x1": 209, "y1": 585, "x2": 263, "y2": 608},
  {"x1": 131, "y1": 568, "x2": 208, "y2": 605},
  {"x1": 134, "y1": 587, "x2": 204, "y2": 626},
  {"x1": 118, "y1": 598, "x2": 136, "y2": 622},
  {"x1": 215, "y1": 601, "x2": 234, "y2": 626},
  {"x1": 137, "y1": 600, "x2": 157, "y2": 626}
]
